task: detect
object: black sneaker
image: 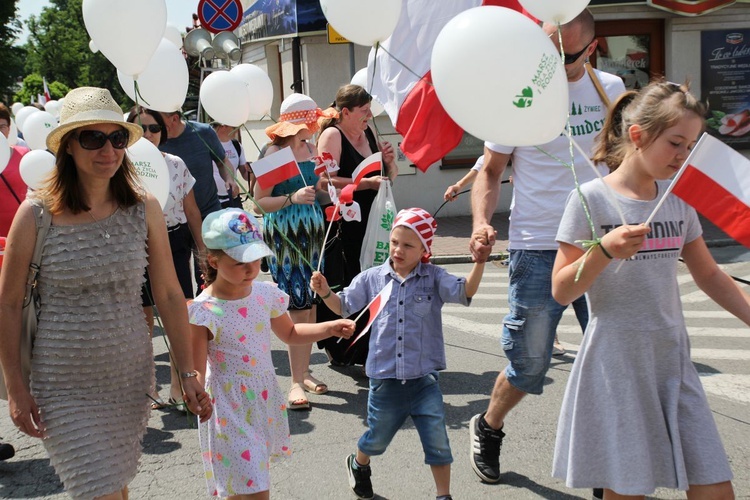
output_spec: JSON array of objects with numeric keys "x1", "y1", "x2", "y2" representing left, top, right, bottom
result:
[
  {"x1": 593, "y1": 488, "x2": 604, "y2": 498},
  {"x1": 0, "y1": 442, "x2": 15, "y2": 461},
  {"x1": 469, "y1": 412, "x2": 505, "y2": 483},
  {"x1": 345, "y1": 453, "x2": 374, "y2": 500}
]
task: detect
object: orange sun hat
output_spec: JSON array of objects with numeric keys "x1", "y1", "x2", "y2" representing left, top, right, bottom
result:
[{"x1": 264, "y1": 93, "x2": 338, "y2": 141}]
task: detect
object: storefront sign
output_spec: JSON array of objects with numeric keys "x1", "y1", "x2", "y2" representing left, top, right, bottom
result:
[
  {"x1": 237, "y1": 0, "x2": 326, "y2": 42},
  {"x1": 701, "y1": 29, "x2": 750, "y2": 149},
  {"x1": 648, "y1": 0, "x2": 735, "y2": 16}
]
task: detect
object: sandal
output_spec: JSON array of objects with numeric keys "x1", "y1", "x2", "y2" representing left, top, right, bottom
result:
[
  {"x1": 302, "y1": 371, "x2": 329, "y2": 395},
  {"x1": 168, "y1": 397, "x2": 188, "y2": 414},
  {"x1": 150, "y1": 396, "x2": 168, "y2": 410},
  {"x1": 287, "y1": 383, "x2": 310, "y2": 410}
]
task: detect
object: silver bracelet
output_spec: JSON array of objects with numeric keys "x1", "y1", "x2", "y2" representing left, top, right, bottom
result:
[{"x1": 180, "y1": 370, "x2": 198, "y2": 379}]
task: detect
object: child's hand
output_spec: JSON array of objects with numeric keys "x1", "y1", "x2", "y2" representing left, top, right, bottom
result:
[
  {"x1": 329, "y1": 319, "x2": 356, "y2": 339},
  {"x1": 601, "y1": 224, "x2": 650, "y2": 260},
  {"x1": 310, "y1": 271, "x2": 328, "y2": 296},
  {"x1": 293, "y1": 186, "x2": 316, "y2": 205}
]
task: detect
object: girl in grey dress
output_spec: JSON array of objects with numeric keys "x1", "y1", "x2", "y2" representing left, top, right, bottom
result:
[
  {"x1": 0, "y1": 87, "x2": 212, "y2": 500},
  {"x1": 551, "y1": 82, "x2": 750, "y2": 498}
]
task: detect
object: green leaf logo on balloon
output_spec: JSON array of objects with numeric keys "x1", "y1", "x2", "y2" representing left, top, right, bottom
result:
[{"x1": 513, "y1": 87, "x2": 534, "y2": 108}]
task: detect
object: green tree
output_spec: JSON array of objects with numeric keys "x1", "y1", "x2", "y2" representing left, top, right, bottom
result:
[
  {"x1": 23, "y1": 0, "x2": 128, "y2": 107},
  {"x1": 13, "y1": 74, "x2": 70, "y2": 105},
  {"x1": 0, "y1": 0, "x2": 26, "y2": 104}
]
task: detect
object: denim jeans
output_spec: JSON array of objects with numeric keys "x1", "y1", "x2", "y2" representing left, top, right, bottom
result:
[
  {"x1": 357, "y1": 373, "x2": 453, "y2": 465},
  {"x1": 501, "y1": 250, "x2": 588, "y2": 395}
]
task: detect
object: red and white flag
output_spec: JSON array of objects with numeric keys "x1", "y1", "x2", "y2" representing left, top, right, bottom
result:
[
  {"x1": 347, "y1": 280, "x2": 394, "y2": 351},
  {"x1": 43, "y1": 77, "x2": 52, "y2": 103},
  {"x1": 671, "y1": 133, "x2": 750, "y2": 247},
  {"x1": 313, "y1": 152, "x2": 340, "y2": 177},
  {"x1": 252, "y1": 146, "x2": 302, "y2": 191},
  {"x1": 352, "y1": 152, "x2": 382, "y2": 186},
  {"x1": 367, "y1": 0, "x2": 528, "y2": 172}
]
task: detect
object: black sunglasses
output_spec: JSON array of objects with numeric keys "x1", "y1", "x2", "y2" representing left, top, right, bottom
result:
[
  {"x1": 75, "y1": 129, "x2": 130, "y2": 150},
  {"x1": 141, "y1": 124, "x2": 162, "y2": 134},
  {"x1": 563, "y1": 39, "x2": 594, "y2": 65}
]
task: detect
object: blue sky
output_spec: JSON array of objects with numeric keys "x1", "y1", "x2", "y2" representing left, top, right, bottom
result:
[{"x1": 14, "y1": 0, "x2": 201, "y2": 45}]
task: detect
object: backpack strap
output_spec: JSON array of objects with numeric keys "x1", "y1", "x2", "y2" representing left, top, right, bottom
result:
[
  {"x1": 585, "y1": 61, "x2": 611, "y2": 111},
  {"x1": 231, "y1": 139, "x2": 242, "y2": 158}
]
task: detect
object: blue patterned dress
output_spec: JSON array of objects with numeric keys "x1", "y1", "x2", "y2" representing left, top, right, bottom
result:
[{"x1": 263, "y1": 159, "x2": 324, "y2": 309}]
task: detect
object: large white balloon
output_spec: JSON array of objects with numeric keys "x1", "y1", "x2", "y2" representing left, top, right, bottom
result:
[
  {"x1": 0, "y1": 133, "x2": 9, "y2": 174},
  {"x1": 23, "y1": 111, "x2": 58, "y2": 151},
  {"x1": 118, "y1": 39, "x2": 189, "y2": 112},
  {"x1": 229, "y1": 64, "x2": 274, "y2": 119},
  {"x1": 11, "y1": 103, "x2": 23, "y2": 115},
  {"x1": 163, "y1": 23, "x2": 183, "y2": 48},
  {"x1": 431, "y1": 7, "x2": 568, "y2": 147},
  {"x1": 19, "y1": 150, "x2": 56, "y2": 189},
  {"x1": 350, "y1": 68, "x2": 385, "y2": 117},
  {"x1": 320, "y1": 0, "x2": 402, "y2": 47},
  {"x1": 127, "y1": 138, "x2": 169, "y2": 209},
  {"x1": 14, "y1": 106, "x2": 41, "y2": 134},
  {"x1": 82, "y1": 0, "x2": 166, "y2": 77},
  {"x1": 199, "y1": 71, "x2": 251, "y2": 127},
  {"x1": 519, "y1": 0, "x2": 591, "y2": 25}
]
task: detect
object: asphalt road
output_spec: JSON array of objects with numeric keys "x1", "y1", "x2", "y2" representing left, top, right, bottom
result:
[{"x1": 1, "y1": 249, "x2": 749, "y2": 499}]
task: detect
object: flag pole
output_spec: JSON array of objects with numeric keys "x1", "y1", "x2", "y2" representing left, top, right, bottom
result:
[{"x1": 644, "y1": 132, "x2": 707, "y2": 227}]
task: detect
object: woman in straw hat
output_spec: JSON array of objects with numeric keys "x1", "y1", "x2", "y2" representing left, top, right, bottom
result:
[
  {"x1": 255, "y1": 93, "x2": 336, "y2": 410},
  {"x1": 0, "y1": 87, "x2": 212, "y2": 499}
]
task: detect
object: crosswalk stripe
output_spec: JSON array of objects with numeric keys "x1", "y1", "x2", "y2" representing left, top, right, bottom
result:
[
  {"x1": 698, "y1": 373, "x2": 750, "y2": 404},
  {"x1": 691, "y1": 348, "x2": 750, "y2": 360}
]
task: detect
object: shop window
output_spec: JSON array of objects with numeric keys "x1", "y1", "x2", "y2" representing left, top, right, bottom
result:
[{"x1": 590, "y1": 19, "x2": 665, "y2": 90}]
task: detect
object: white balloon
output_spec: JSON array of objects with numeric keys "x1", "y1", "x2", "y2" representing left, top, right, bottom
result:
[
  {"x1": 164, "y1": 23, "x2": 183, "y2": 48},
  {"x1": 118, "y1": 39, "x2": 189, "y2": 112},
  {"x1": 11, "y1": 103, "x2": 24, "y2": 115},
  {"x1": 89, "y1": 39, "x2": 99, "y2": 53},
  {"x1": 44, "y1": 100, "x2": 61, "y2": 118},
  {"x1": 0, "y1": 133, "x2": 9, "y2": 174},
  {"x1": 14, "y1": 106, "x2": 41, "y2": 134},
  {"x1": 320, "y1": 0, "x2": 402, "y2": 47},
  {"x1": 199, "y1": 71, "x2": 251, "y2": 127},
  {"x1": 519, "y1": 0, "x2": 591, "y2": 25},
  {"x1": 350, "y1": 68, "x2": 385, "y2": 117},
  {"x1": 127, "y1": 138, "x2": 170, "y2": 209},
  {"x1": 431, "y1": 7, "x2": 568, "y2": 147},
  {"x1": 23, "y1": 111, "x2": 58, "y2": 151},
  {"x1": 229, "y1": 64, "x2": 274, "y2": 119},
  {"x1": 7, "y1": 119, "x2": 19, "y2": 147},
  {"x1": 82, "y1": 0, "x2": 166, "y2": 77},
  {"x1": 19, "y1": 150, "x2": 56, "y2": 190}
]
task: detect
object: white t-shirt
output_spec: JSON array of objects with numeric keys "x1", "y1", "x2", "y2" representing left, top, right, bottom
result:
[
  {"x1": 162, "y1": 153, "x2": 196, "y2": 227},
  {"x1": 212, "y1": 139, "x2": 247, "y2": 198},
  {"x1": 487, "y1": 69, "x2": 625, "y2": 250}
]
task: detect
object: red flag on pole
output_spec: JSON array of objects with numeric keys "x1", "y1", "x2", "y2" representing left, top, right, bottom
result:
[
  {"x1": 351, "y1": 152, "x2": 382, "y2": 186},
  {"x1": 346, "y1": 280, "x2": 394, "y2": 351}
]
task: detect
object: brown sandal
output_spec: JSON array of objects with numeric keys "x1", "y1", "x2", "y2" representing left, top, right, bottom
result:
[
  {"x1": 302, "y1": 371, "x2": 328, "y2": 395},
  {"x1": 288, "y1": 383, "x2": 310, "y2": 410}
]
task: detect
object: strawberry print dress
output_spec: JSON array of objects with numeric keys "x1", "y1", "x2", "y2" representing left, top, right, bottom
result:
[{"x1": 188, "y1": 281, "x2": 292, "y2": 497}]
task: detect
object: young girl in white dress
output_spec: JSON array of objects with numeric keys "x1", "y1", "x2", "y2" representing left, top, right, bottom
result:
[
  {"x1": 189, "y1": 208, "x2": 354, "y2": 499},
  {"x1": 551, "y1": 81, "x2": 750, "y2": 499}
]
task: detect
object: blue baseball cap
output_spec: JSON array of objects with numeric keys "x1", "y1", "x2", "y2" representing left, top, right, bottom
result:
[{"x1": 202, "y1": 209, "x2": 273, "y2": 263}]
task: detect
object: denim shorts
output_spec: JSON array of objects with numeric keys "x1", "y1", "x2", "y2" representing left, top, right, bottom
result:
[
  {"x1": 357, "y1": 373, "x2": 453, "y2": 465},
  {"x1": 502, "y1": 250, "x2": 588, "y2": 395}
]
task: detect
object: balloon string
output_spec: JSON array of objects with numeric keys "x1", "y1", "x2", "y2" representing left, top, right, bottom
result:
[
  {"x1": 0, "y1": 173, "x2": 22, "y2": 205},
  {"x1": 377, "y1": 44, "x2": 430, "y2": 83},
  {"x1": 133, "y1": 80, "x2": 152, "y2": 108}
]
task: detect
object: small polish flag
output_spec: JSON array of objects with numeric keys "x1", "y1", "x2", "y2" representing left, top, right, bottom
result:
[
  {"x1": 252, "y1": 147, "x2": 302, "y2": 191},
  {"x1": 671, "y1": 133, "x2": 750, "y2": 247},
  {"x1": 341, "y1": 201, "x2": 362, "y2": 222},
  {"x1": 351, "y1": 152, "x2": 382, "y2": 186},
  {"x1": 313, "y1": 152, "x2": 339, "y2": 176},
  {"x1": 43, "y1": 77, "x2": 52, "y2": 103},
  {"x1": 347, "y1": 280, "x2": 394, "y2": 351}
]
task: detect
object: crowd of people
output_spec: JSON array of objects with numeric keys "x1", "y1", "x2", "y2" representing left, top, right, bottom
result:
[{"x1": 0, "y1": 8, "x2": 749, "y2": 500}]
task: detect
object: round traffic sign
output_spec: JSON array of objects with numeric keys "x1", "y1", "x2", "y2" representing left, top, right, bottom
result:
[{"x1": 198, "y1": 0, "x2": 243, "y2": 34}]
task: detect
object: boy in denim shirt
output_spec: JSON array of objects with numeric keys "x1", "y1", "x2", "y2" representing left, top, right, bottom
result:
[{"x1": 311, "y1": 208, "x2": 485, "y2": 500}]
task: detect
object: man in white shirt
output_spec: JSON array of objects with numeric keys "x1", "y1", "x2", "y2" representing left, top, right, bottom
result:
[{"x1": 468, "y1": 9, "x2": 626, "y2": 485}]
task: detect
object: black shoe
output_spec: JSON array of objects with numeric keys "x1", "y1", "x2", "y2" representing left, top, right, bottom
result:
[
  {"x1": 469, "y1": 412, "x2": 505, "y2": 483},
  {"x1": 593, "y1": 488, "x2": 604, "y2": 499},
  {"x1": 0, "y1": 442, "x2": 15, "y2": 461},
  {"x1": 345, "y1": 453, "x2": 374, "y2": 500}
]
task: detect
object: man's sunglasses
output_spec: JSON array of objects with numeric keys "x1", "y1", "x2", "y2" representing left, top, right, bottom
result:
[
  {"x1": 563, "y1": 39, "x2": 594, "y2": 65},
  {"x1": 75, "y1": 129, "x2": 130, "y2": 150},
  {"x1": 141, "y1": 124, "x2": 162, "y2": 134}
]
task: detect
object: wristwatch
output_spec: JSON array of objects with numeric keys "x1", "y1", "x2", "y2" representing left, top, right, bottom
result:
[{"x1": 180, "y1": 370, "x2": 198, "y2": 379}]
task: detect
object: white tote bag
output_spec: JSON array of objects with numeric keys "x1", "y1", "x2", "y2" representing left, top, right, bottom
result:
[{"x1": 359, "y1": 180, "x2": 397, "y2": 271}]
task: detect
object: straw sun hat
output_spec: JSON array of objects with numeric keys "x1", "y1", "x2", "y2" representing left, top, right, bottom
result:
[
  {"x1": 46, "y1": 87, "x2": 143, "y2": 154},
  {"x1": 264, "y1": 93, "x2": 338, "y2": 141}
]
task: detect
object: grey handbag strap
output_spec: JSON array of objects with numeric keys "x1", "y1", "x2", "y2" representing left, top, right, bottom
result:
[{"x1": 25, "y1": 204, "x2": 52, "y2": 301}]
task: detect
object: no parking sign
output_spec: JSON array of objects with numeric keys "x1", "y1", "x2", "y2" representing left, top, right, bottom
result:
[{"x1": 198, "y1": 0, "x2": 243, "y2": 34}]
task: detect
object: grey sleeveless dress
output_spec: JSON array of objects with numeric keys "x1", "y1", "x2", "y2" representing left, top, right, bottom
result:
[{"x1": 30, "y1": 201, "x2": 154, "y2": 500}]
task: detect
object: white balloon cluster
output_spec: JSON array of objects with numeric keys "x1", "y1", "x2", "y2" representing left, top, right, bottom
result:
[
  {"x1": 199, "y1": 65, "x2": 274, "y2": 127},
  {"x1": 320, "y1": 0, "x2": 402, "y2": 47}
]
